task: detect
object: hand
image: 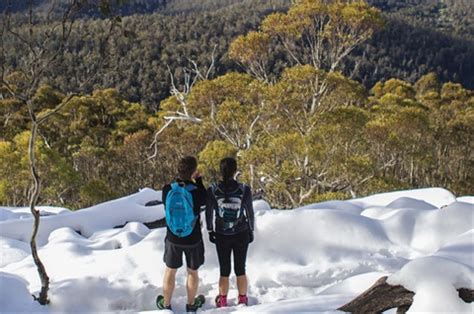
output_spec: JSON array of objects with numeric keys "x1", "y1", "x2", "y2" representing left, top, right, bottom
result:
[
  {"x1": 248, "y1": 230, "x2": 254, "y2": 244},
  {"x1": 209, "y1": 231, "x2": 216, "y2": 244},
  {"x1": 192, "y1": 170, "x2": 201, "y2": 180}
]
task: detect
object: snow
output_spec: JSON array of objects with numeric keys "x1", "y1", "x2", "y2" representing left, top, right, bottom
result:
[
  {"x1": 349, "y1": 187, "x2": 457, "y2": 208},
  {"x1": 298, "y1": 200, "x2": 364, "y2": 215},
  {"x1": 388, "y1": 256, "x2": 473, "y2": 313},
  {"x1": 0, "y1": 272, "x2": 43, "y2": 313},
  {"x1": 0, "y1": 206, "x2": 70, "y2": 222},
  {"x1": 381, "y1": 201, "x2": 473, "y2": 253},
  {"x1": 0, "y1": 187, "x2": 472, "y2": 313},
  {"x1": 252, "y1": 199, "x2": 272, "y2": 212},
  {"x1": 0, "y1": 188, "x2": 163, "y2": 245}
]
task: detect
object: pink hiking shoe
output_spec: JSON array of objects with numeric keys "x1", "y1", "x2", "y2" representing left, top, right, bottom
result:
[
  {"x1": 215, "y1": 295, "x2": 227, "y2": 308},
  {"x1": 238, "y1": 294, "x2": 248, "y2": 306}
]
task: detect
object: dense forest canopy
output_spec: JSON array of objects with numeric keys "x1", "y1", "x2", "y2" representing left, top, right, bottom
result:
[
  {"x1": 1, "y1": 0, "x2": 473, "y2": 109},
  {"x1": 1, "y1": 0, "x2": 473, "y2": 209}
]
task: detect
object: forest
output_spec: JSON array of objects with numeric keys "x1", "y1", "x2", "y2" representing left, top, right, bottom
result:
[
  {"x1": 0, "y1": 0, "x2": 473, "y2": 209},
  {"x1": 1, "y1": 0, "x2": 473, "y2": 109}
]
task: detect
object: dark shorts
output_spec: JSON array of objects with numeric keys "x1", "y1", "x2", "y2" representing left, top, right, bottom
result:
[{"x1": 163, "y1": 239, "x2": 204, "y2": 270}]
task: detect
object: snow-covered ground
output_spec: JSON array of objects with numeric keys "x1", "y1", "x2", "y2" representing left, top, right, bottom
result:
[{"x1": 0, "y1": 188, "x2": 472, "y2": 313}]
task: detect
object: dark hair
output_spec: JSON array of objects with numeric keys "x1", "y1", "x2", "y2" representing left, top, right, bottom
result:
[
  {"x1": 177, "y1": 156, "x2": 197, "y2": 180},
  {"x1": 220, "y1": 157, "x2": 237, "y2": 182}
]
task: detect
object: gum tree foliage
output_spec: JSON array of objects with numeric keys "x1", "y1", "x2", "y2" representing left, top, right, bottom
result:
[{"x1": 1, "y1": 1, "x2": 472, "y2": 209}]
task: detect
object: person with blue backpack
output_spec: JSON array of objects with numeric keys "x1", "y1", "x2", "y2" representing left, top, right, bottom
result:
[
  {"x1": 156, "y1": 156, "x2": 207, "y2": 313},
  {"x1": 206, "y1": 157, "x2": 255, "y2": 308}
]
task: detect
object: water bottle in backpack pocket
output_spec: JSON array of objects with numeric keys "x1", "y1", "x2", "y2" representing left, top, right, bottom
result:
[{"x1": 165, "y1": 182, "x2": 197, "y2": 237}]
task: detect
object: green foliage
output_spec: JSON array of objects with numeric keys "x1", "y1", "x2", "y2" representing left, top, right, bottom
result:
[
  {"x1": 229, "y1": 31, "x2": 271, "y2": 80},
  {"x1": 1, "y1": 0, "x2": 472, "y2": 209},
  {"x1": 363, "y1": 177, "x2": 410, "y2": 196},
  {"x1": 0, "y1": 131, "x2": 77, "y2": 206},
  {"x1": 266, "y1": 0, "x2": 383, "y2": 68},
  {"x1": 198, "y1": 140, "x2": 238, "y2": 182},
  {"x1": 2, "y1": 69, "x2": 472, "y2": 208},
  {"x1": 307, "y1": 191, "x2": 350, "y2": 203},
  {"x1": 2, "y1": 0, "x2": 472, "y2": 111},
  {"x1": 79, "y1": 179, "x2": 115, "y2": 207}
]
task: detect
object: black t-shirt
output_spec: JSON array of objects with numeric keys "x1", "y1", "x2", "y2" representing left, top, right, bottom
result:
[{"x1": 162, "y1": 177, "x2": 207, "y2": 245}]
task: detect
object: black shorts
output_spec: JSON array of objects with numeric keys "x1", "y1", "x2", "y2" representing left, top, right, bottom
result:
[{"x1": 163, "y1": 239, "x2": 204, "y2": 270}]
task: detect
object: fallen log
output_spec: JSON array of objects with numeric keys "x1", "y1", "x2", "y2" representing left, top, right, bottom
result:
[
  {"x1": 113, "y1": 218, "x2": 167, "y2": 229},
  {"x1": 144, "y1": 218, "x2": 167, "y2": 229},
  {"x1": 458, "y1": 288, "x2": 474, "y2": 303},
  {"x1": 338, "y1": 276, "x2": 474, "y2": 314},
  {"x1": 338, "y1": 276, "x2": 414, "y2": 314}
]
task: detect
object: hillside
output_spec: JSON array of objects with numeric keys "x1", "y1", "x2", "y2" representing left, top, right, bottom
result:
[
  {"x1": 369, "y1": 0, "x2": 474, "y2": 37},
  {"x1": 1, "y1": 0, "x2": 473, "y2": 108}
]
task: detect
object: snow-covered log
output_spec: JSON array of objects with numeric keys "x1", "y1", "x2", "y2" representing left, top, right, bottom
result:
[
  {"x1": 337, "y1": 276, "x2": 413, "y2": 313},
  {"x1": 338, "y1": 276, "x2": 474, "y2": 314},
  {"x1": 458, "y1": 288, "x2": 474, "y2": 303}
]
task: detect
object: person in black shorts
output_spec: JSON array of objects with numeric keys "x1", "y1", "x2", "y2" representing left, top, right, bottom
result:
[
  {"x1": 157, "y1": 156, "x2": 207, "y2": 312},
  {"x1": 206, "y1": 157, "x2": 255, "y2": 307}
]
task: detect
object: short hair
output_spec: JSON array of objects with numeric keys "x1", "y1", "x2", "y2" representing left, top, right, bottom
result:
[
  {"x1": 177, "y1": 156, "x2": 197, "y2": 180},
  {"x1": 220, "y1": 157, "x2": 237, "y2": 182}
]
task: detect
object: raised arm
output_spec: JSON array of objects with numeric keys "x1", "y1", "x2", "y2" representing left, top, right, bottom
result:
[
  {"x1": 192, "y1": 176, "x2": 207, "y2": 214},
  {"x1": 205, "y1": 187, "x2": 216, "y2": 232}
]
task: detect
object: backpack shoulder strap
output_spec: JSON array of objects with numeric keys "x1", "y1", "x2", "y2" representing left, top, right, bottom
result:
[
  {"x1": 185, "y1": 183, "x2": 197, "y2": 192},
  {"x1": 210, "y1": 183, "x2": 224, "y2": 195},
  {"x1": 170, "y1": 181, "x2": 196, "y2": 192},
  {"x1": 170, "y1": 182, "x2": 180, "y2": 190}
]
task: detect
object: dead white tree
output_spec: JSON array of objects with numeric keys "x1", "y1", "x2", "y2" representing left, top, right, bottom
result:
[
  {"x1": 0, "y1": 0, "x2": 120, "y2": 304},
  {"x1": 149, "y1": 45, "x2": 217, "y2": 159}
]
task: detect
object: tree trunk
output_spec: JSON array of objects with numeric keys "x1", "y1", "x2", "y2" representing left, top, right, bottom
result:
[
  {"x1": 458, "y1": 288, "x2": 474, "y2": 302},
  {"x1": 338, "y1": 276, "x2": 474, "y2": 314},
  {"x1": 28, "y1": 121, "x2": 50, "y2": 305},
  {"x1": 338, "y1": 276, "x2": 414, "y2": 314}
]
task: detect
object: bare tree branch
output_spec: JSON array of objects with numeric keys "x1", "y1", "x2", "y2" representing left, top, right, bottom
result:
[{"x1": 148, "y1": 51, "x2": 217, "y2": 159}]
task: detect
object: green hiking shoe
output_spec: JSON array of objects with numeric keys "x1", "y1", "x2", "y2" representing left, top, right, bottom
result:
[
  {"x1": 186, "y1": 295, "x2": 205, "y2": 313},
  {"x1": 156, "y1": 295, "x2": 172, "y2": 310}
]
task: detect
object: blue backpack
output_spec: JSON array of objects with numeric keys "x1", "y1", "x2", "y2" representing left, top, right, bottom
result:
[{"x1": 165, "y1": 182, "x2": 197, "y2": 237}]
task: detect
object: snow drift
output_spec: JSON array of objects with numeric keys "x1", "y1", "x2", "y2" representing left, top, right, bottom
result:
[{"x1": 0, "y1": 187, "x2": 472, "y2": 313}]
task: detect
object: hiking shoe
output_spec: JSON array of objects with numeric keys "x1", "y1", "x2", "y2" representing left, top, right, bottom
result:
[
  {"x1": 215, "y1": 294, "x2": 227, "y2": 308},
  {"x1": 238, "y1": 294, "x2": 248, "y2": 306},
  {"x1": 187, "y1": 294, "x2": 205, "y2": 312},
  {"x1": 156, "y1": 295, "x2": 172, "y2": 310},
  {"x1": 186, "y1": 303, "x2": 199, "y2": 313}
]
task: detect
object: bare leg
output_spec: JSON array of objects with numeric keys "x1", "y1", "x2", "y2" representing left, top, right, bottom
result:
[
  {"x1": 219, "y1": 276, "x2": 230, "y2": 296},
  {"x1": 187, "y1": 268, "x2": 199, "y2": 305},
  {"x1": 236, "y1": 275, "x2": 248, "y2": 295},
  {"x1": 163, "y1": 267, "x2": 177, "y2": 306}
]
